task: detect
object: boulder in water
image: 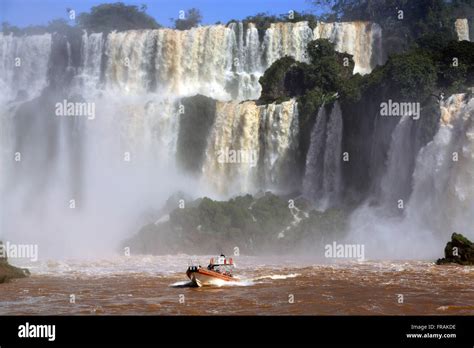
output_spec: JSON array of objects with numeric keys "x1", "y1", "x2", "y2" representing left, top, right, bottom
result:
[
  {"x1": 436, "y1": 233, "x2": 474, "y2": 265},
  {"x1": 0, "y1": 241, "x2": 30, "y2": 283}
]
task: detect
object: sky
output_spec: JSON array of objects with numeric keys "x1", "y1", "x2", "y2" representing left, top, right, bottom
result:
[{"x1": 0, "y1": 0, "x2": 325, "y2": 28}]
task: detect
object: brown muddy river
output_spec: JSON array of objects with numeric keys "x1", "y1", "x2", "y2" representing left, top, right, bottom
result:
[{"x1": 1, "y1": 256, "x2": 473, "y2": 315}]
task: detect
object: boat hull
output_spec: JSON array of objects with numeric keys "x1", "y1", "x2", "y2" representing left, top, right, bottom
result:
[{"x1": 187, "y1": 268, "x2": 234, "y2": 287}]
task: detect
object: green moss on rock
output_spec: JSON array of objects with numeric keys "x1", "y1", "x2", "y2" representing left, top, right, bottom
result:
[{"x1": 436, "y1": 233, "x2": 474, "y2": 265}]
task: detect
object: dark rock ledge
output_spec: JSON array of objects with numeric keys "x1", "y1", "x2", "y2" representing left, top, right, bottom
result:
[{"x1": 436, "y1": 233, "x2": 474, "y2": 265}]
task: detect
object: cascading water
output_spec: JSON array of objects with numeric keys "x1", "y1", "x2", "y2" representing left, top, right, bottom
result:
[
  {"x1": 259, "y1": 100, "x2": 299, "y2": 191},
  {"x1": 72, "y1": 32, "x2": 103, "y2": 92},
  {"x1": 406, "y1": 95, "x2": 474, "y2": 239},
  {"x1": 378, "y1": 116, "x2": 416, "y2": 214},
  {"x1": 202, "y1": 99, "x2": 299, "y2": 195},
  {"x1": 314, "y1": 22, "x2": 384, "y2": 75},
  {"x1": 78, "y1": 21, "x2": 382, "y2": 101},
  {"x1": 348, "y1": 95, "x2": 474, "y2": 259},
  {"x1": 0, "y1": 33, "x2": 52, "y2": 102},
  {"x1": 263, "y1": 22, "x2": 314, "y2": 66},
  {"x1": 303, "y1": 102, "x2": 343, "y2": 210},
  {"x1": 0, "y1": 20, "x2": 383, "y2": 257}
]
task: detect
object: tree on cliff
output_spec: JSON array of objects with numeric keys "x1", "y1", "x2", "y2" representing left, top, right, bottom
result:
[
  {"x1": 313, "y1": 0, "x2": 459, "y2": 55},
  {"x1": 259, "y1": 39, "x2": 355, "y2": 104},
  {"x1": 77, "y1": 2, "x2": 161, "y2": 32},
  {"x1": 172, "y1": 8, "x2": 203, "y2": 30}
]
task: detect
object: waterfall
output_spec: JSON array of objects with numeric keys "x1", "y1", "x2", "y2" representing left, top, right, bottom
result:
[
  {"x1": 348, "y1": 94, "x2": 474, "y2": 258},
  {"x1": 0, "y1": 20, "x2": 383, "y2": 256},
  {"x1": 202, "y1": 101, "x2": 260, "y2": 194},
  {"x1": 303, "y1": 102, "x2": 343, "y2": 210},
  {"x1": 0, "y1": 21, "x2": 382, "y2": 104},
  {"x1": 406, "y1": 95, "x2": 474, "y2": 237},
  {"x1": 0, "y1": 33, "x2": 52, "y2": 102},
  {"x1": 259, "y1": 100, "x2": 299, "y2": 190},
  {"x1": 202, "y1": 99, "x2": 299, "y2": 195},
  {"x1": 0, "y1": 21, "x2": 384, "y2": 103},
  {"x1": 263, "y1": 21, "x2": 314, "y2": 66},
  {"x1": 378, "y1": 116, "x2": 416, "y2": 213},
  {"x1": 72, "y1": 32, "x2": 103, "y2": 93},
  {"x1": 455, "y1": 18, "x2": 470, "y2": 41},
  {"x1": 303, "y1": 107, "x2": 328, "y2": 203},
  {"x1": 314, "y1": 22, "x2": 384, "y2": 75},
  {"x1": 100, "y1": 21, "x2": 382, "y2": 99}
]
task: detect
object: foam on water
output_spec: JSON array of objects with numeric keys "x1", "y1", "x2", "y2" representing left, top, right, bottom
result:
[{"x1": 252, "y1": 273, "x2": 301, "y2": 280}]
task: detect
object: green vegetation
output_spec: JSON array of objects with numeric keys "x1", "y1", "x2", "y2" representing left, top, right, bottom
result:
[
  {"x1": 437, "y1": 233, "x2": 474, "y2": 265},
  {"x1": 171, "y1": 8, "x2": 203, "y2": 30},
  {"x1": 123, "y1": 193, "x2": 349, "y2": 255},
  {"x1": 259, "y1": 32, "x2": 473, "y2": 110},
  {"x1": 259, "y1": 56, "x2": 297, "y2": 103},
  {"x1": 313, "y1": 0, "x2": 471, "y2": 56},
  {"x1": 77, "y1": 3, "x2": 160, "y2": 32},
  {"x1": 360, "y1": 40, "x2": 474, "y2": 102},
  {"x1": 0, "y1": 241, "x2": 30, "y2": 284},
  {"x1": 2, "y1": 2, "x2": 160, "y2": 35},
  {"x1": 259, "y1": 39, "x2": 355, "y2": 106},
  {"x1": 383, "y1": 52, "x2": 438, "y2": 100},
  {"x1": 1, "y1": 18, "x2": 79, "y2": 36}
]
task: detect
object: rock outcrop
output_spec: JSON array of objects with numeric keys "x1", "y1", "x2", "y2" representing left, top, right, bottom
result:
[
  {"x1": 122, "y1": 192, "x2": 348, "y2": 256},
  {"x1": 436, "y1": 233, "x2": 474, "y2": 265},
  {"x1": 0, "y1": 241, "x2": 30, "y2": 283}
]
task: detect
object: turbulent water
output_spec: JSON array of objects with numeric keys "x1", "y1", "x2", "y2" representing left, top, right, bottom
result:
[{"x1": 1, "y1": 256, "x2": 473, "y2": 315}]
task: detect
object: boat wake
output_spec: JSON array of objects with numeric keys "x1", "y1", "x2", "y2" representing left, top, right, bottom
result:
[
  {"x1": 169, "y1": 273, "x2": 300, "y2": 288},
  {"x1": 252, "y1": 273, "x2": 301, "y2": 281}
]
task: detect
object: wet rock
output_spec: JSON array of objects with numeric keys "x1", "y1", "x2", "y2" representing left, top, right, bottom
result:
[
  {"x1": 0, "y1": 241, "x2": 30, "y2": 283},
  {"x1": 436, "y1": 233, "x2": 474, "y2": 265}
]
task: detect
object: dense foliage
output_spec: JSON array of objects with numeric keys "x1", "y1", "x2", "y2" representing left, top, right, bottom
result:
[
  {"x1": 2, "y1": 2, "x2": 161, "y2": 35},
  {"x1": 77, "y1": 3, "x2": 160, "y2": 32},
  {"x1": 172, "y1": 8, "x2": 202, "y2": 30},
  {"x1": 259, "y1": 39, "x2": 355, "y2": 106},
  {"x1": 124, "y1": 193, "x2": 349, "y2": 255},
  {"x1": 259, "y1": 56, "x2": 298, "y2": 103},
  {"x1": 260, "y1": 33, "x2": 473, "y2": 109},
  {"x1": 314, "y1": 0, "x2": 471, "y2": 56}
]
